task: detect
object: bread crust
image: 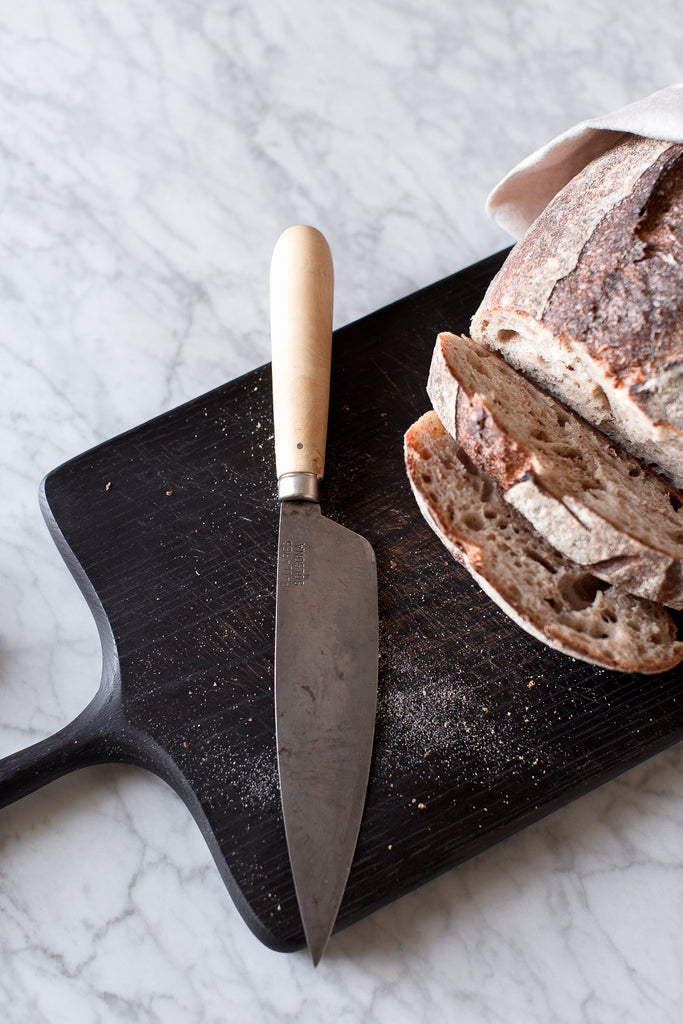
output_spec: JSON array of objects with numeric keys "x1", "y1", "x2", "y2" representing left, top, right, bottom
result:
[{"x1": 471, "y1": 135, "x2": 683, "y2": 486}]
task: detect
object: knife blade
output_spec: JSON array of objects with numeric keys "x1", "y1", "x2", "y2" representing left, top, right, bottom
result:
[{"x1": 270, "y1": 225, "x2": 379, "y2": 966}]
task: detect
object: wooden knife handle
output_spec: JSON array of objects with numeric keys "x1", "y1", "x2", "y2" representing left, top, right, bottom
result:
[{"x1": 270, "y1": 225, "x2": 334, "y2": 488}]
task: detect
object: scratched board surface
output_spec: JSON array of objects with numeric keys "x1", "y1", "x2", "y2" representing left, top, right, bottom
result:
[{"x1": 22, "y1": 250, "x2": 683, "y2": 951}]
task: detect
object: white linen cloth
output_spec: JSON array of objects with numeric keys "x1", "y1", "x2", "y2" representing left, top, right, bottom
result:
[{"x1": 487, "y1": 83, "x2": 683, "y2": 239}]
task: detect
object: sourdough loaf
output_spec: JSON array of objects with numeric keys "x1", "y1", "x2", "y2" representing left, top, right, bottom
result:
[
  {"x1": 470, "y1": 134, "x2": 683, "y2": 488},
  {"x1": 405, "y1": 411, "x2": 683, "y2": 674},
  {"x1": 428, "y1": 332, "x2": 683, "y2": 607}
]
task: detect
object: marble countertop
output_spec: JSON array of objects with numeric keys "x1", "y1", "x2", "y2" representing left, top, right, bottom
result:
[{"x1": 1, "y1": 2, "x2": 682, "y2": 1021}]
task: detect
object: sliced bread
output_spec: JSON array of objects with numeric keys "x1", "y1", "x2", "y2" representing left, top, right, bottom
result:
[
  {"x1": 470, "y1": 134, "x2": 683, "y2": 488},
  {"x1": 404, "y1": 411, "x2": 683, "y2": 675},
  {"x1": 428, "y1": 332, "x2": 683, "y2": 608}
]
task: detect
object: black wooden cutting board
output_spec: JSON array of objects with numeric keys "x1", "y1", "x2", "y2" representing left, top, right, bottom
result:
[{"x1": 1, "y1": 250, "x2": 682, "y2": 952}]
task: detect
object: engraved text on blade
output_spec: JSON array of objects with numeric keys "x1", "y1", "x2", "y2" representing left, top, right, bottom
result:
[{"x1": 280, "y1": 539, "x2": 306, "y2": 587}]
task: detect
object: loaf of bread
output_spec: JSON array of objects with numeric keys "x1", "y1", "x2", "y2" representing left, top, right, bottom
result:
[
  {"x1": 428, "y1": 332, "x2": 683, "y2": 607},
  {"x1": 404, "y1": 135, "x2": 683, "y2": 671},
  {"x1": 405, "y1": 412, "x2": 683, "y2": 674},
  {"x1": 470, "y1": 134, "x2": 683, "y2": 488}
]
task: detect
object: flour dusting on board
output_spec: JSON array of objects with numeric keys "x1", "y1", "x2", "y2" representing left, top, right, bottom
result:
[
  {"x1": 238, "y1": 748, "x2": 279, "y2": 809},
  {"x1": 373, "y1": 664, "x2": 560, "y2": 787}
]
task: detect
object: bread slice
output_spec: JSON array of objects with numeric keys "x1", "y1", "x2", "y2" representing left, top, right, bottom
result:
[
  {"x1": 405, "y1": 411, "x2": 683, "y2": 674},
  {"x1": 428, "y1": 332, "x2": 683, "y2": 608},
  {"x1": 470, "y1": 134, "x2": 683, "y2": 488}
]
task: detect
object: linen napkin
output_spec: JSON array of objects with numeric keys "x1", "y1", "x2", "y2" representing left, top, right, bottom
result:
[{"x1": 487, "y1": 82, "x2": 683, "y2": 239}]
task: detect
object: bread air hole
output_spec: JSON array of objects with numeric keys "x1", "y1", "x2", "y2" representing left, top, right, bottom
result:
[
  {"x1": 558, "y1": 446, "x2": 582, "y2": 461},
  {"x1": 559, "y1": 573, "x2": 610, "y2": 611},
  {"x1": 524, "y1": 547, "x2": 558, "y2": 575},
  {"x1": 668, "y1": 491, "x2": 683, "y2": 512},
  {"x1": 463, "y1": 512, "x2": 484, "y2": 531},
  {"x1": 497, "y1": 329, "x2": 519, "y2": 345},
  {"x1": 480, "y1": 478, "x2": 494, "y2": 501},
  {"x1": 590, "y1": 383, "x2": 611, "y2": 414},
  {"x1": 455, "y1": 447, "x2": 478, "y2": 474},
  {"x1": 412, "y1": 440, "x2": 431, "y2": 459}
]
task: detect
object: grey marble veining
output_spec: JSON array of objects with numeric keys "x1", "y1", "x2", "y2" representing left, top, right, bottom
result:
[{"x1": 1, "y1": 1, "x2": 682, "y2": 1022}]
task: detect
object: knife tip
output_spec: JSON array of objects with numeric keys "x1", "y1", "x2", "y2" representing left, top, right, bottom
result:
[{"x1": 306, "y1": 926, "x2": 333, "y2": 967}]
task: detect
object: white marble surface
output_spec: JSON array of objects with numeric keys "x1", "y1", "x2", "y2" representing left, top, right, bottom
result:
[{"x1": 1, "y1": 1, "x2": 682, "y2": 1021}]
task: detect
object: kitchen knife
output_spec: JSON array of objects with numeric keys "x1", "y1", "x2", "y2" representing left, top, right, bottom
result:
[{"x1": 270, "y1": 225, "x2": 379, "y2": 965}]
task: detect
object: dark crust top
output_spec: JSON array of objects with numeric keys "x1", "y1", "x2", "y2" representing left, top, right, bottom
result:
[
  {"x1": 478, "y1": 136, "x2": 672, "y2": 319},
  {"x1": 542, "y1": 143, "x2": 683, "y2": 390}
]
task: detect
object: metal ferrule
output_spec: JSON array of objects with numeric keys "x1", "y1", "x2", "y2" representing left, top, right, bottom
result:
[{"x1": 278, "y1": 471, "x2": 320, "y2": 503}]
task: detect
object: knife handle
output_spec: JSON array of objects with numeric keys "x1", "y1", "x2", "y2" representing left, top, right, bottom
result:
[{"x1": 270, "y1": 225, "x2": 334, "y2": 501}]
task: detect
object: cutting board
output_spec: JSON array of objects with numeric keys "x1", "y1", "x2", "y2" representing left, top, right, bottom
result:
[{"x1": 1, "y1": 250, "x2": 682, "y2": 953}]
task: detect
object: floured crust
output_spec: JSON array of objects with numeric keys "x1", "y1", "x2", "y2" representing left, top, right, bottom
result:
[
  {"x1": 405, "y1": 411, "x2": 683, "y2": 675},
  {"x1": 471, "y1": 134, "x2": 683, "y2": 488},
  {"x1": 428, "y1": 332, "x2": 683, "y2": 607}
]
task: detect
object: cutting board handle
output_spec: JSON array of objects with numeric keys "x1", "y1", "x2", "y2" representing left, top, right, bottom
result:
[
  {"x1": 270, "y1": 225, "x2": 334, "y2": 489},
  {"x1": 0, "y1": 691, "x2": 122, "y2": 810}
]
